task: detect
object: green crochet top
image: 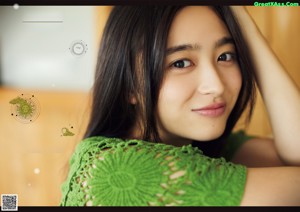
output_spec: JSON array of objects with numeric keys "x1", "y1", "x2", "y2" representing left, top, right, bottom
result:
[{"x1": 60, "y1": 133, "x2": 248, "y2": 206}]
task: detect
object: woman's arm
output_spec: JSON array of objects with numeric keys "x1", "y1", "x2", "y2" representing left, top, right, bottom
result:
[
  {"x1": 242, "y1": 167, "x2": 300, "y2": 206},
  {"x1": 230, "y1": 6, "x2": 300, "y2": 166}
]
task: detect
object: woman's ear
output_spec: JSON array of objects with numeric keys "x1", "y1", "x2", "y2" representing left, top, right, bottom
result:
[{"x1": 129, "y1": 94, "x2": 137, "y2": 105}]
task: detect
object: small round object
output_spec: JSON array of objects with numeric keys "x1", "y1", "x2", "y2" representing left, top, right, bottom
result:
[
  {"x1": 9, "y1": 94, "x2": 40, "y2": 124},
  {"x1": 69, "y1": 40, "x2": 88, "y2": 57},
  {"x1": 13, "y1": 4, "x2": 20, "y2": 10}
]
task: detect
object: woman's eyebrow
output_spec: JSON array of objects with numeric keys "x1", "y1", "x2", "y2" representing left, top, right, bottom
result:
[
  {"x1": 166, "y1": 43, "x2": 201, "y2": 56},
  {"x1": 214, "y1": 37, "x2": 234, "y2": 49},
  {"x1": 166, "y1": 36, "x2": 234, "y2": 56}
]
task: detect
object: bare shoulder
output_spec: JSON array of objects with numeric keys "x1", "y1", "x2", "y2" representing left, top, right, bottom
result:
[{"x1": 231, "y1": 137, "x2": 285, "y2": 167}]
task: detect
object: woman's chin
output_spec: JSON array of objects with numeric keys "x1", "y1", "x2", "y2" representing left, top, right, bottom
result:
[{"x1": 188, "y1": 129, "x2": 225, "y2": 142}]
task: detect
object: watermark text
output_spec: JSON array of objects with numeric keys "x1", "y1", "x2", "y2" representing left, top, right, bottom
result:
[{"x1": 254, "y1": 1, "x2": 299, "y2": 6}]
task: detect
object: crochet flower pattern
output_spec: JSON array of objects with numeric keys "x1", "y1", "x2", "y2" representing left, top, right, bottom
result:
[
  {"x1": 60, "y1": 137, "x2": 246, "y2": 206},
  {"x1": 88, "y1": 144, "x2": 168, "y2": 206}
]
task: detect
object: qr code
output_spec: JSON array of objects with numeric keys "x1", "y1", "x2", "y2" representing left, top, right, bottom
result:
[{"x1": 1, "y1": 194, "x2": 18, "y2": 211}]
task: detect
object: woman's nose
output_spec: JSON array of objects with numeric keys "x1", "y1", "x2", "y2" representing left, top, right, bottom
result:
[{"x1": 196, "y1": 62, "x2": 225, "y2": 96}]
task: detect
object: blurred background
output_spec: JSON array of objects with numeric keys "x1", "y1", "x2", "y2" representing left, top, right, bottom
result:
[{"x1": 0, "y1": 5, "x2": 299, "y2": 206}]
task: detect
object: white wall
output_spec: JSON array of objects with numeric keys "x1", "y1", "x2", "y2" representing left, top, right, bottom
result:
[{"x1": 0, "y1": 6, "x2": 97, "y2": 91}]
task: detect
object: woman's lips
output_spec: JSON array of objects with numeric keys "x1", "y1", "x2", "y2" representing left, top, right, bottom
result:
[{"x1": 191, "y1": 103, "x2": 226, "y2": 117}]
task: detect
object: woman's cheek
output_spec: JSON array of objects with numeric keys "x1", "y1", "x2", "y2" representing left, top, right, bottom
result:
[{"x1": 226, "y1": 67, "x2": 242, "y2": 91}]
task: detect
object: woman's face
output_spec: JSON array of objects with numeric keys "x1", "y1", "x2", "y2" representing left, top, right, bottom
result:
[{"x1": 157, "y1": 6, "x2": 242, "y2": 146}]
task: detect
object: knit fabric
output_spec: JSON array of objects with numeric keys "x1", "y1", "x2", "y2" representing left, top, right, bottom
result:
[
  {"x1": 221, "y1": 130, "x2": 255, "y2": 161},
  {"x1": 60, "y1": 136, "x2": 247, "y2": 206}
]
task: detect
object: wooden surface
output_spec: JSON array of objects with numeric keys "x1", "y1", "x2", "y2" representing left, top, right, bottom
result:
[{"x1": 0, "y1": 86, "x2": 91, "y2": 206}]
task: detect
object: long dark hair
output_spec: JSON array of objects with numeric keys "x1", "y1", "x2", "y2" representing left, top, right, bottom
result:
[{"x1": 84, "y1": 6, "x2": 256, "y2": 157}]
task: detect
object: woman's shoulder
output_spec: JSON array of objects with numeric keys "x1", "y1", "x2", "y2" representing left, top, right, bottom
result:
[
  {"x1": 73, "y1": 136, "x2": 204, "y2": 156},
  {"x1": 221, "y1": 130, "x2": 255, "y2": 161},
  {"x1": 69, "y1": 136, "x2": 214, "y2": 167},
  {"x1": 60, "y1": 136, "x2": 247, "y2": 206},
  {"x1": 221, "y1": 130, "x2": 284, "y2": 167}
]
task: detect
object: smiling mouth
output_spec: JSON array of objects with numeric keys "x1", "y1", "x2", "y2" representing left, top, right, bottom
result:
[{"x1": 191, "y1": 103, "x2": 226, "y2": 117}]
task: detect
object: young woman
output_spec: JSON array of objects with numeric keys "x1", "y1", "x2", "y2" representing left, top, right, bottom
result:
[{"x1": 60, "y1": 6, "x2": 300, "y2": 206}]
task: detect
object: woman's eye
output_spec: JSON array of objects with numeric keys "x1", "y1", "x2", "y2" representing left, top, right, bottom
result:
[
  {"x1": 217, "y1": 52, "x2": 236, "y2": 62},
  {"x1": 171, "y1": 59, "x2": 193, "y2": 68}
]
